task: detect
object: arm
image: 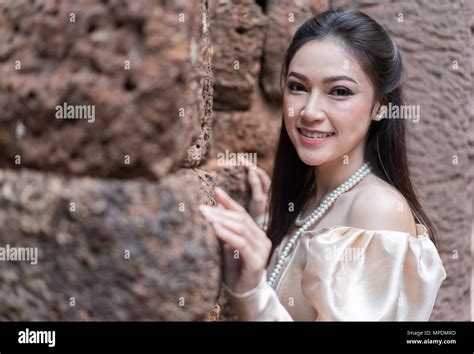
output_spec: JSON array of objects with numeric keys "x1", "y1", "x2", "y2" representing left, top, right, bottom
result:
[
  {"x1": 245, "y1": 164, "x2": 271, "y2": 230},
  {"x1": 222, "y1": 271, "x2": 293, "y2": 321}
]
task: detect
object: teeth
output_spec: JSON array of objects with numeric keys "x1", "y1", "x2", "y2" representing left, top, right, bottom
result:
[{"x1": 300, "y1": 129, "x2": 333, "y2": 139}]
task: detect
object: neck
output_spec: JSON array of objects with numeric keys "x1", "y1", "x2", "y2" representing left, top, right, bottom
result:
[{"x1": 313, "y1": 146, "x2": 366, "y2": 203}]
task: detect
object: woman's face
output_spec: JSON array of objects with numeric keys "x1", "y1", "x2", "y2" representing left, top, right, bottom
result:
[{"x1": 283, "y1": 39, "x2": 377, "y2": 166}]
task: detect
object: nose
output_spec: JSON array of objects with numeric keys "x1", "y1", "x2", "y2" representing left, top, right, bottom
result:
[{"x1": 301, "y1": 93, "x2": 327, "y2": 122}]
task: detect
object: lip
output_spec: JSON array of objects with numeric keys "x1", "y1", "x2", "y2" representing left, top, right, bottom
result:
[
  {"x1": 297, "y1": 128, "x2": 336, "y2": 145},
  {"x1": 298, "y1": 128, "x2": 335, "y2": 135}
]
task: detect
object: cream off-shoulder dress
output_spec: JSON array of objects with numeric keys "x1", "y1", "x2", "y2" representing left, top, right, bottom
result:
[{"x1": 223, "y1": 224, "x2": 447, "y2": 321}]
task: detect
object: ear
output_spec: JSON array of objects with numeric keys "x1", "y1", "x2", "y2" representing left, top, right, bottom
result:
[
  {"x1": 371, "y1": 98, "x2": 387, "y2": 121},
  {"x1": 372, "y1": 102, "x2": 381, "y2": 117},
  {"x1": 370, "y1": 101, "x2": 380, "y2": 121}
]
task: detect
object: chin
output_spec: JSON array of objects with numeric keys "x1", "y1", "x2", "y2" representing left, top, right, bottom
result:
[{"x1": 296, "y1": 150, "x2": 330, "y2": 166}]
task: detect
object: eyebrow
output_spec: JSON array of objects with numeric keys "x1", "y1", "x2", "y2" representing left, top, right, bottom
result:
[{"x1": 288, "y1": 71, "x2": 358, "y2": 85}]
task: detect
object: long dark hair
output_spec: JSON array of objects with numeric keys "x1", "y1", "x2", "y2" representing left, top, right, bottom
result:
[{"x1": 265, "y1": 9, "x2": 438, "y2": 260}]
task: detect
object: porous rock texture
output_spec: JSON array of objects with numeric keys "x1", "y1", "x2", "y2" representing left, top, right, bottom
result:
[
  {"x1": 0, "y1": 168, "x2": 220, "y2": 320},
  {"x1": 0, "y1": 0, "x2": 470, "y2": 321},
  {"x1": 0, "y1": 0, "x2": 219, "y2": 321},
  {"x1": 0, "y1": 0, "x2": 212, "y2": 179}
]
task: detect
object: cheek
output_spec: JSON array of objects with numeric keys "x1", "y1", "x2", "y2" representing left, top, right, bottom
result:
[
  {"x1": 283, "y1": 95, "x2": 298, "y2": 121},
  {"x1": 330, "y1": 98, "x2": 372, "y2": 137},
  {"x1": 283, "y1": 93, "x2": 309, "y2": 130},
  {"x1": 282, "y1": 95, "x2": 300, "y2": 135}
]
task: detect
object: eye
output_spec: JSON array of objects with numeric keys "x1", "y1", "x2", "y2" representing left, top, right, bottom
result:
[
  {"x1": 329, "y1": 87, "x2": 353, "y2": 97},
  {"x1": 287, "y1": 82, "x2": 307, "y2": 93}
]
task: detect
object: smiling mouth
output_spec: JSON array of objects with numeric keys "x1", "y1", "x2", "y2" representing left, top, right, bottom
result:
[{"x1": 298, "y1": 128, "x2": 336, "y2": 139}]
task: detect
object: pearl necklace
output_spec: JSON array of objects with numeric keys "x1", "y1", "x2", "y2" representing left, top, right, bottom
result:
[{"x1": 267, "y1": 162, "x2": 371, "y2": 286}]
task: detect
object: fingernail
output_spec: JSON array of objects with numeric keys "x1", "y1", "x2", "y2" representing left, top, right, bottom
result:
[{"x1": 199, "y1": 205, "x2": 212, "y2": 215}]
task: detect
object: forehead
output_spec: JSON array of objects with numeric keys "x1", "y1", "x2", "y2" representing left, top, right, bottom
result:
[{"x1": 288, "y1": 39, "x2": 369, "y2": 86}]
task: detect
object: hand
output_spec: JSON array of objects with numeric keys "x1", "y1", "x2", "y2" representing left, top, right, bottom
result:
[
  {"x1": 199, "y1": 187, "x2": 272, "y2": 294},
  {"x1": 244, "y1": 164, "x2": 271, "y2": 219}
]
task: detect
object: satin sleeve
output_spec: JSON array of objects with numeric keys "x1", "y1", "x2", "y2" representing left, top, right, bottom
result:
[
  {"x1": 301, "y1": 226, "x2": 447, "y2": 321},
  {"x1": 223, "y1": 225, "x2": 446, "y2": 321}
]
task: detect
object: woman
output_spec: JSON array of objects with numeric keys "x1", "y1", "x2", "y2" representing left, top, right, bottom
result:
[{"x1": 199, "y1": 9, "x2": 446, "y2": 321}]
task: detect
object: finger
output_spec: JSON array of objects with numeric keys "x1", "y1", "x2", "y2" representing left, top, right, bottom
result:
[
  {"x1": 213, "y1": 223, "x2": 262, "y2": 271},
  {"x1": 200, "y1": 206, "x2": 266, "y2": 249},
  {"x1": 212, "y1": 222, "x2": 249, "y2": 252},
  {"x1": 200, "y1": 205, "x2": 243, "y2": 222},
  {"x1": 215, "y1": 187, "x2": 245, "y2": 212},
  {"x1": 214, "y1": 221, "x2": 270, "y2": 275},
  {"x1": 248, "y1": 169, "x2": 264, "y2": 202},
  {"x1": 212, "y1": 217, "x2": 265, "y2": 251},
  {"x1": 242, "y1": 160, "x2": 256, "y2": 170},
  {"x1": 207, "y1": 214, "x2": 244, "y2": 235},
  {"x1": 212, "y1": 191, "x2": 225, "y2": 209},
  {"x1": 202, "y1": 208, "x2": 260, "y2": 244},
  {"x1": 255, "y1": 167, "x2": 271, "y2": 193}
]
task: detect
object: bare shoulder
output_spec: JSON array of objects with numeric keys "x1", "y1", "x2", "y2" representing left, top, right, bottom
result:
[{"x1": 346, "y1": 176, "x2": 417, "y2": 235}]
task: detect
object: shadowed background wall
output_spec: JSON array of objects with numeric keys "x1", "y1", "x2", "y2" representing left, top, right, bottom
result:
[{"x1": 0, "y1": 0, "x2": 471, "y2": 320}]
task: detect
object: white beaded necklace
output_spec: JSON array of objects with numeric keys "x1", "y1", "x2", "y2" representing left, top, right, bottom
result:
[{"x1": 267, "y1": 162, "x2": 371, "y2": 286}]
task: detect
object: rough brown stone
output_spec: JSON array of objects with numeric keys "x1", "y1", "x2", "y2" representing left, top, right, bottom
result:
[
  {"x1": 183, "y1": 0, "x2": 215, "y2": 169},
  {"x1": 0, "y1": 0, "x2": 211, "y2": 179},
  {"x1": 0, "y1": 168, "x2": 221, "y2": 320},
  {"x1": 208, "y1": 89, "x2": 281, "y2": 176},
  {"x1": 200, "y1": 165, "x2": 250, "y2": 209},
  {"x1": 205, "y1": 303, "x2": 221, "y2": 321},
  {"x1": 332, "y1": 0, "x2": 472, "y2": 321},
  {"x1": 209, "y1": 0, "x2": 267, "y2": 111}
]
